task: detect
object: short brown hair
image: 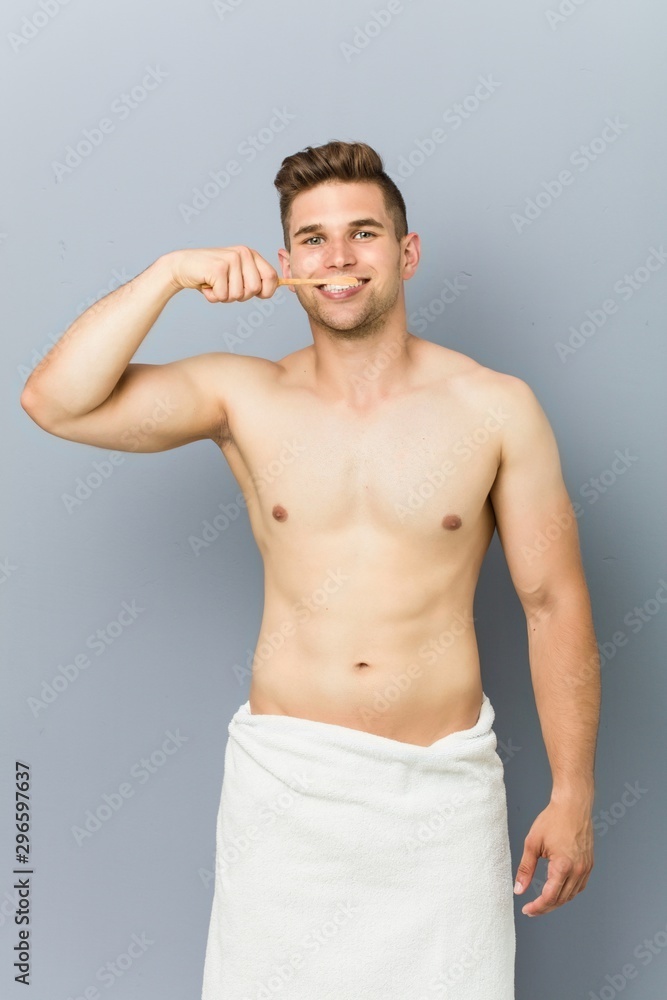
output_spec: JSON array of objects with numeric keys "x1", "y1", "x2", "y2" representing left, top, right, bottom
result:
[{"x1": 274, "y1": 140, "x2": 408, "y2": 251}]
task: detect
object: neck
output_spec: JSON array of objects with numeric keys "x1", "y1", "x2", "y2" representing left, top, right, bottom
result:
[{"x1": 308, "y1": 324, "x2": 419, "y2": 406}]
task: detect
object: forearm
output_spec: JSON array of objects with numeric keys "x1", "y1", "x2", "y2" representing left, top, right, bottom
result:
[
  {"x1": 526, "y1": 592, "x2": 601, "y2": 803},
  {"x1": 21, "y1": 252, "x2": 180, "y2": 421}
]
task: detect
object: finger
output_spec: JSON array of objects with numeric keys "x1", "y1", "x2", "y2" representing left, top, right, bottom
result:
[
  {"x1": 238, "y1": 247, "x2": 264, "y2": 302},
  {"x1": 544, "y1": 871, "x2": 579, "y2": 911},
  {"x1": 202, "y1": 281, "x2": 222, "y2": 303},
  {"x1": 225, "y1": 250, "x2": 245, "y2": 303},
  {"x1": 561, "y1": 866, "x2": 590, "y2": 904},
  {"x1": 199, "y1": 270, "x2": 227, "y2": 302},
  {"x1": 514, "y1": 849, "x2": 539, "y2": 895},
  {"x1": 202, "y1": 257, "x2": 230, "y2": 302},
  {"x1": 251, "y1": 249, "x2": 280, "y2": 298},
  {"x1": 521, "y1": 865, "x2": 570, "y2": 916}
]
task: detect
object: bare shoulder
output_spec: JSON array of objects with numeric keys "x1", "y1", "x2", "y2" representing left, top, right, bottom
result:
[
  {"x1": 470, "y1": 363, "x2": 552, "y2": 433},
  {"x1": 467, "y1": 364, "x2": 543, "y2": 417},
  {"x1": 454, "y1": 358, "x2": 558, "y2": 461},
  {"x1": 183, "y1": 351, "x2": 283, "y2": 441},
  {"x1": 203, "y1": 350, "x2": 282, "y2": 377},
  {"x1": 418, "y1": 339, "x2": 538, "y2": 408},
  {"x1": 417, "y1": 341, "x2": 555, "y2": 460},
  {"x1": 194, "y1": 350, "x2": 284, "y2": 397}
]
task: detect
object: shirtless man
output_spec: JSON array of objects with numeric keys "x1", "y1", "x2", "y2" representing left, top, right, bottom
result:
[{"x1": 20, "y1": 141, "x2": 599, "y2": 938}]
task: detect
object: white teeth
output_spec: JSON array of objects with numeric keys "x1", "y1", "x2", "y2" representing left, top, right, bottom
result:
[{"x1": 319, "y1": 279, "x2": 366, "y2": 292}]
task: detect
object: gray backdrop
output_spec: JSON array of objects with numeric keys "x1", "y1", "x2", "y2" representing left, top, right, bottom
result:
[{"x1": 2, "y1": 1, "x2": 666, "y2": 997}]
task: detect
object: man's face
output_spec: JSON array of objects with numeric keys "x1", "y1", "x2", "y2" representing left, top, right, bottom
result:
[{"x1": 278, "y1": 181, "x2": 413, "y2": 341}]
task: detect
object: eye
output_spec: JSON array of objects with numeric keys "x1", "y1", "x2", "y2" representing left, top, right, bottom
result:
[{"x1": 303, "y1": 229, "x2": 377, "y2": 246}]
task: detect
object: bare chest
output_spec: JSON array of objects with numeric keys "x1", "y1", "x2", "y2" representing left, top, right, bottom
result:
[{"x1": 219, "y1": 386, "x2": 504, "y2": 543}]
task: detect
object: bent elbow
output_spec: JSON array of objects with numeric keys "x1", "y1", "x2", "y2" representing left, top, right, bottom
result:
[{"x1": 20, "y1": 390, "x2": 61, "y2": 432}]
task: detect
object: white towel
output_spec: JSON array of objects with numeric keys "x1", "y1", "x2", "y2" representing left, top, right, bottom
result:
[{"x1": 201, "y1": 691, "x2": 515, "y2": 1000}]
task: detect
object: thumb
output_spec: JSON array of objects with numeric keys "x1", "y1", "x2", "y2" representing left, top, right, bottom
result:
[{"x1": 514, "y1": 843, "x2": 539, "y2": 895}]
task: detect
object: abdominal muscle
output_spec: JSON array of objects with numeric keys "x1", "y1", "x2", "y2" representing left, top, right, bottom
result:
[{"x1": 246, "y1": 534, "x2": 488, "y2": 747}]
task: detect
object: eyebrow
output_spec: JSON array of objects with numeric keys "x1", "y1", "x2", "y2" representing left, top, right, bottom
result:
[{"x1": 292, "y1": 217, "x2": 386, "y2": 239}]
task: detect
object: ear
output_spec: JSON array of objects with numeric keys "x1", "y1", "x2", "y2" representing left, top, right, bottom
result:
[
  {"x1": 402, "y1": 232, "x2": 421, "y2": 280},
  {"x1": 277, "y1": 248, "x2": 296, "y2": 293}
]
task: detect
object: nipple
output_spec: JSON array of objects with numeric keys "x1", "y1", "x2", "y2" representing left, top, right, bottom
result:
[
  {"x1": 442, "y1": 513, "x2": 462, "y2": 530},
  {"x1": 272, "y1": 504, "x2": 288, "y2": 522}
]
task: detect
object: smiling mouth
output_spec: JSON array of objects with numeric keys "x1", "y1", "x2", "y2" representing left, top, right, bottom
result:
[{"x1": 315, "y1": 277, "x2": 371, "y2": 291}]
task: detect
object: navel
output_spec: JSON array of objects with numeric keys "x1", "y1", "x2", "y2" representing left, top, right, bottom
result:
[
  {"x1": 441, "y1": 513, "x2": 462, "y2": 530},
  {"x1": 272, "y1": 504, "x2": 288, "y2": 522}
]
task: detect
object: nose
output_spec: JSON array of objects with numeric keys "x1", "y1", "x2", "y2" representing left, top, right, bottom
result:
[{"x1": 321, "y1": 236, "x2": 357, "y2": 271}]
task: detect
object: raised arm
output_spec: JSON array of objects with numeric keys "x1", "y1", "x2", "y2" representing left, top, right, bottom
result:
[{"x1": 20, "y1": 247, "x2": 279, "y2": 452}]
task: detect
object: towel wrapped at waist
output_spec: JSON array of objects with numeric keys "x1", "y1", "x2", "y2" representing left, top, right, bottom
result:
[{"x1": 201, "y1": 691, "x2": 515, "y2": 1000}]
